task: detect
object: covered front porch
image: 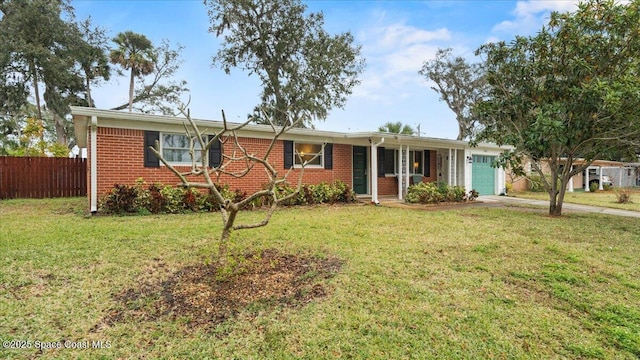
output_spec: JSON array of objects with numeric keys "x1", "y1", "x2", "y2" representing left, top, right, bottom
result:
[
  {"x1": 564, "y1": 160, "x2": 640, "y2": 192},
  {"x1": 346, "y1": 133, "x2": 507, "y2": 203}
]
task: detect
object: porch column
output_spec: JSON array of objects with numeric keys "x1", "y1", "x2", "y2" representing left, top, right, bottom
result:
[
  {"x1": 397, "y1": 145, "x2": 403, "y2": 200},
  {"x1": 452, "y1": 149, "x2": 457, "y2": 186},
  {"x1": 568, "y1": 166, "x2": 574, "y2": 192},
  {"x1": 584, "y1": 168, "x2": 590, "y2": 192},
  {"x1": 405, "y1": 145, "x2": 410, "y2": 193},
  {"x1": 598, "y1": 166, "x2": 604, "y2": 190},
  {"x1": 448, "y1": 149, "x2": 458, "y2": 186},
  {"x1": 619, "y1": 167, "x2": 623, "y2": 187},
  {"x1": 370, "y1": 138, "x2": 384, "y2": 204}
]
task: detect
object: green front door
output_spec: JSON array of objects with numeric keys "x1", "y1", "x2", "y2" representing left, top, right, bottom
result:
[
  {"x1": 472, "y1": 155, "x2": 495, "y2": 195},
  {"x1": 353, "y1": 146, "x2": 367, "y2": 194}
]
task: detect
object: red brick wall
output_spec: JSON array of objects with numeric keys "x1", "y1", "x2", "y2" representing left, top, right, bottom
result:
[
  {"x1": 92, "y1": 127, "x2": 353, "y2": 197},
  {"x1": 376, "y1": 151, "x2": 437, "y2": 195},
  {"x1": 377, "y1": 177, "x2": 396, "y2": 196}
]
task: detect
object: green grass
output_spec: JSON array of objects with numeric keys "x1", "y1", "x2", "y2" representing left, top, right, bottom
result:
[
  {"x1": 513, "y1": 189, "x2": 640, "y2": 212},
  {"x1": 1, "y1": 197, "x2": 640, "y2": 359}
]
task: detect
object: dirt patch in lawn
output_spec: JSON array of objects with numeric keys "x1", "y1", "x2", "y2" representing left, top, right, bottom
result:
[{"x1": 97, "y1": 249, "x2": 343, "y2": 332}]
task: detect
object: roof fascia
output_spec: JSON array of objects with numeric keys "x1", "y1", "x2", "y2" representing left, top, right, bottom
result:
[{"x1": 69, "y1": 107, "x2": 511, "y2": 150}]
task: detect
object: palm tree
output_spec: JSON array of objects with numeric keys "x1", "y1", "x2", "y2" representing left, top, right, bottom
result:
[
  {"x1": 109, "y1": 31, "x2": 156, "y2": 112},
  {"x1": 377, "y1": 121, "x2": 415, "y2": 135}
]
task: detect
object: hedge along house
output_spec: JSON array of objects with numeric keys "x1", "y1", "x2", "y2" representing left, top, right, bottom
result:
[{"x1": 71, "y1": 107, "x2": 509, "y2": 212}]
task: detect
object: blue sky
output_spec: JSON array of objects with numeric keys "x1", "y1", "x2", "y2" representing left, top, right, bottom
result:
[{"x1": 73, "y1": 0, "x2": 580, "y2": 139}]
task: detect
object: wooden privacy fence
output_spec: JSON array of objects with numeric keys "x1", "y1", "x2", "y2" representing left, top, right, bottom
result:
[{"x1": 0, "y1": 156, "x2": 87, "y2": 199}]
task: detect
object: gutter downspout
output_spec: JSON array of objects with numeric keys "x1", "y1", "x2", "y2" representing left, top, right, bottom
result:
[
  {"x1": 90, "y1": 115, "x2": 98, "y2": 214},
  {"x1": 370, "y1": 138, "x2": 384, "y2": 204}
]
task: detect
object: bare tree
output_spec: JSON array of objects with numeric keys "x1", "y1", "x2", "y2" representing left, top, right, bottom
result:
[
  {"x1": 150, "y1": 106, "x2": 320, "y2": 261},
  {"x1": 419, "y1": 48, "x2": 487, "y2": 141}
]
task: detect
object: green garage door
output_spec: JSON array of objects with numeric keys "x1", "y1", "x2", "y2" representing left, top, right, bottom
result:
[{"x1": 472, "y1": 155, "x2": 495, "y2": 195}]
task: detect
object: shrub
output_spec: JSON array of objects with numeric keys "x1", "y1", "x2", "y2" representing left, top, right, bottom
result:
[
  {"x1": 271, "y1": 181, "x2": 355, "y2": 206},
  {"x1": 528, "y1": 174, "x2": 565, "y2": 192},
  {"x1": 146, "y1": 184, "x2": 166, "y2": 214},
  {"x1": 100, "y1": 179, "x2": 356, "y2": 215},
  {"x1": 528, "y1": 174, "x2": 545, "y2": 192},
  {"x1": 406, "y1": 182, "x2": 469, "y2": 204},
  {"x1": 589, "y1": 182, "x2": 599, "y2": 193},
  {"x1": 197, "y1": 184, "x2": 248, "y2": 211},
  {"x1": 615, "y1": 188, "x2": 632, "y2": 204},
  {"x1": 100, "y1": 184, "x2": 141, "y2": 214},
  {"x1": 505, "y1": 182, "x2": 513, "y2": 194},
  {"x1": 160, "y1": 185, "x2": 189, "y2": 213}
]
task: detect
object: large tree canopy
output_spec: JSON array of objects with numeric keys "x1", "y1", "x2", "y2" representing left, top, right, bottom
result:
[
  {"x1": 111, "y1": 32, "x2": 189, "y2": 115},
  {"x1": 0, "y1": 2, "x2": 188, "y2": 153},
  {"x1": 474, "y1": 0, "x2": 640, "y2": 216},
  {"x1": 420, "y1": 48, "x2": 487, "y2": 140},
  {"x1": 0, "y1": 0, "x2": 88, "y2": 146},
  {"x1": 109, "y1": 31, "x2": 156, "y2": 113},
  {"x1": 205, "y1": 0, "x2": 365, "y2": 127},
  {"x1": 76, "y1": 18, "x2": 111, "y2": 108}
]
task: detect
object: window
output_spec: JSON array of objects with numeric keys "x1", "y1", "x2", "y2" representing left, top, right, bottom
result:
[
  {"x1": 410, "y1": 151, "x2": 423, "y2": 174},
  {"x1": 294, "y1": 142, "x2": 323, "y2": 167},
  {"x1": 162, "y1": 133, "x2": 202, "y2": 164},
  {"x1": 383, "y1": 149, "x2": 396, "y2": 174},
  {"x1": 382, "y1": 149, "x2": 424, "y2": 175}
]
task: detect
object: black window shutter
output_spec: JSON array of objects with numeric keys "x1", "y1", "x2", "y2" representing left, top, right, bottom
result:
[
  {"x1": 377, "y1": 147, "x2": 385, "y2": 177},
  {"x1": 284, "y1": 140, "x2": 294, "y2": 169},
  {"x1": 324, "y1": 143, "x2": 333, "y2": 170},
  {"x1": 144, "y1": 131, "x2": 160, "y2": 168},
  {"x1": 424, "y1": 150, "x2": 431, "y2": 177},
  {"x1": 208, "y1": 135, "x2": 222, "y2": 167}
]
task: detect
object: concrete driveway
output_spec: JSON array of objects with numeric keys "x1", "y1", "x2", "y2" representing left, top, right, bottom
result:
[{"x1": 479, "y1": 195, "x2": 640, "y2": 218}]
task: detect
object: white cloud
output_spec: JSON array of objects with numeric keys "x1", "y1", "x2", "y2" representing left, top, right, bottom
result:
[
  {"x1": 353, "y1": 22, "x2": 452, "y2": 103},
  {"x1": 378, "y1": 25, "x2": 450, "y2": 49},
  {"x1": 492, "y1": 0, "x2": 580, "y2": 35}
]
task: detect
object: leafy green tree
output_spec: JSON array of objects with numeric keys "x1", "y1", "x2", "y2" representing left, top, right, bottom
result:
[
  {"x1": 1, "y1": 103, "x2": 68, "y2": 157},
  {"x1": 76, "y1": 18, "x2": 111, "y2": 108},
  {"x1": 419, "y1": 48, "x2": 487, "y2": 140},
  {"x1": 205, "y1": 0, "x2": 365, "y2": 127},
  {"x1": 109, "y1": 31, "x2": 156, "y2": 112},
  {"x1": 0, "y1": 0, "x2": 85, "y2": 145},
  {"x1": 474, "y1": 0, "x2": 640, "y2": 216},
  {"x1": 377, "y1": 121, "x2": 415, "y2": 135},
  {"x1": 110, "y1": 40, "x2": 189, "y2": 115},
  {"x1": 6, "y1": 116, "x2": 68, "y2": 157}
]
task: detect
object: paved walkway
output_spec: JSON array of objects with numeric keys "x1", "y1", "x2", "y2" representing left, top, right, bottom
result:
[{"x1": 479, "y1": 195, "x2": 640, "y2": 218}]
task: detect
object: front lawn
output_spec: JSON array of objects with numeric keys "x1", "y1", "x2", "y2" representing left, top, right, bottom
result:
[
  {"x1": 512, "y1": 188, "x2": 640, "y2": 212},
  {"x1": 1, "y1": 198, "x2": 639, "y2": 359}
]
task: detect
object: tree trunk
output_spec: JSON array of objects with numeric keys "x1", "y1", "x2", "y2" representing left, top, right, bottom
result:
[
  {"x1": 128, "y1": 68, "x2": 135, "y2": 112},
  {"x1": 554, "y1": 184, "x2": 567, "y2": 216},
  {"x1": 549, "y1": 192, "x2": 563, "y2": 216},
  {"x1": 456, "y1": 117, "x2": 464, "y2": 141},
  {"x1": 86, "y1": 76, "x2": 93, "y2": 108},
  {"x1": 29, "y1": 60, "x2": 42, "y2": 120},
  {"x1": 53, "y1": 114, "x2": 66, "y2": 145},
  {"x1": 218, "y1": 205, "x2": 238, "y2": 262}
]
